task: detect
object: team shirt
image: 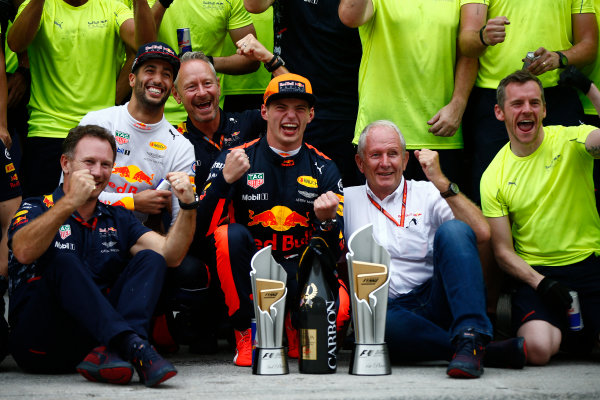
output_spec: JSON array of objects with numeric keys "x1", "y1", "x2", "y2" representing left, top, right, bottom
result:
[
  {"x1": 354, "y1": 0, "x2": 485, "y2": 149},
  {"x1": 148, "y1": 0, "x2": 253, "y2": 125},
  {"x1": 481, "y1": 125, "x2": 600, "y2": 266},
  {"x1": 7, "y1": 186, "x2": 150, "y2": 294},
  {"x1": 477, "y1": 0, "x2": 595, "y2": 89},
  {"x1": 80, "y1": 104, "x2": 196, "y2": 223},
  {"x1": 16, "y1": 0, "x2": 131, "y2": 139},
  {"x1": 344, "y1": 180, "x2": 454, "y2": 297}
]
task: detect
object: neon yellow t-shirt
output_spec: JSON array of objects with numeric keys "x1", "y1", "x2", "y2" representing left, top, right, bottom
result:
[
  {"x1": 481, "y1": 125, "x2": 600, "y2": 266},
  {"x1": 16, "y1": 0, "x2": 131, "y2": 139},
  {"x1": 579, "y1": 0, "x2": 600, "y2": 115},
  {"x1": 219, "y1": 7, "x2": 273, "y2": 100},
  {"x1": 150, "y1": 0, "x2": 253, "y2": 125},
  {"x1": 354, "y1": 0, "x2": 484, "y2": 150},
  {"x1": 477, "y1": 0, "x2": 595, "y2": 89}
]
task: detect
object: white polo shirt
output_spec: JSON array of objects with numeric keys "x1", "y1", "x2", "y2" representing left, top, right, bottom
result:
[{"x1": 344, "y1": 179, "x2": 454, "y2": 298}]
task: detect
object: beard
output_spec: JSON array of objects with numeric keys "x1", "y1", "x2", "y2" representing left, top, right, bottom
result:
[{"x1": 133, "y1": 80, "x2": 171, "y2": 110}]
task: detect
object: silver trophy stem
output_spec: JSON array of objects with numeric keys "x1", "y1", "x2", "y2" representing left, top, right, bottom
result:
[
  {"x1": 350, "y1": 343, "x2": 391, "y2": 375},
  {"x1": 250, "y1": 246, "x2": 289, "y2": 375},
  {"x1": 252, "y1": 347, "x2": 289, "y2": 375},
  {"x1": 346, "y1": 224, "x2": 392, "y2": 376}
]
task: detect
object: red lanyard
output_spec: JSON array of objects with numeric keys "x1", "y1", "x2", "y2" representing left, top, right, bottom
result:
[
  {"x1": 202, "y1": 134, "x2": 224, "y2": 151},
  {"x1": 73, "y1": 213, "x2": 98, "y2": 230},
  {"x1": 366, "y1": 179, "x2": 407, "y2": 227}
]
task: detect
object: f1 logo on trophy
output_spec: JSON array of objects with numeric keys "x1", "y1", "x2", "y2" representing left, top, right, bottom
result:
[
  {"x1": 250, "y1": 246, "x2": 289, "y2": 375},
  {"x1": 346, "y1": 224, "x2": 391, "y2": 375}
]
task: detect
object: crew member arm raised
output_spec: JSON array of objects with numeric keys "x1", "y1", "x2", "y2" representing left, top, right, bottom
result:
[
  {"x1": 458, "y1": 3, "x2": 508, "y2": 58},
  {"x1": 235, "y1": 33, "x2": 289, "y2": 77}
]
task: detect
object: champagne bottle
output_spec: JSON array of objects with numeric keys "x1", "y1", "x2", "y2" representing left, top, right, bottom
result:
[{"x1": 298, "y1": 254, "x2": 337, "y2": 374}]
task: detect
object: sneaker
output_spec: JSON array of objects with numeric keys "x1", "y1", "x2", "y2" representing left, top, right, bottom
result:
[
  {"x1": 285, "y1": 313, "x2": 299, "y2": 359},
  {"x1": 76, "y1": 346, "x2": 134, "y2": 385},
  {"x1": 233, "y1": 329, "x2": 252, "y2": 367},
  {"x1": 130, "y1": 341, "x2": 177, "y2": 387},
  {"x1": 484, "y1": 337, "x2": 527, "y2": 369},
  {"x1": 446, "y1": 329, "x2": 486, "y2": 379}
]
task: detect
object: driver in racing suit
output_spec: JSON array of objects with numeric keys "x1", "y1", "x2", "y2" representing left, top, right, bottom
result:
[{"x1": 197, "y1": 73, "x2": 346, "y2": 367}]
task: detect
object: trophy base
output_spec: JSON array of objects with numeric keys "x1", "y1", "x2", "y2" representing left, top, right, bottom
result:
[
  {"x1": 349, "y1": 343, "x2": 391, "y2": 375},
  {"x1": 252, "y1": 347, "x2": 289, "y2": 375}
]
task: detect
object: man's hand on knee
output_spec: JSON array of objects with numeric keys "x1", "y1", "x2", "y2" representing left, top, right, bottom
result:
[{"x1": 536, "y1": 277, "x2": 573, "y2": 312}]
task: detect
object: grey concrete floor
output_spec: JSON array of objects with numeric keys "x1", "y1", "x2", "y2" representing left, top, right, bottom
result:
[{"x1": 1, "y1": 343, "x2": 599, "y2": 400}]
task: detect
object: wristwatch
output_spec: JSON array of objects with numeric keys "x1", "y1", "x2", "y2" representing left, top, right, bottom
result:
[
  {"x1": 440, "y1": 182, "x2": 460, "y2": 198},
  {"x1": 178, "y1": 193, "x2": 200, "y2": 210},
  {"x1": 556, "y1": 51, "x2": 568, "y2": 69},
  {"x1": 319, "y1": 218, "x2": 337, "y2": 232}
]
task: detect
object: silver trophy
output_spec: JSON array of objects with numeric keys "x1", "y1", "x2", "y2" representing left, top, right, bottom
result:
[
  {"x1": 250, "y1": 245, "x2": 289, "y2": 375},
  {"x1": 346, "y1": 224, "x2": 391, "y2": 375}
]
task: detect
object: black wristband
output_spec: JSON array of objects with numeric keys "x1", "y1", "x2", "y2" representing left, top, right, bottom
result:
[
  {"x1": 264, "y1": 55, "x2": 277, "y2": 69},
  {"x1": 479, "y1": 25, "x2": 489, "y2": 46},
  {"x1": 265, "y1": 56, "x2": 285, "y2": 73},
  {"x1": 207, "y1": 55, "x2": 214, "y2": 66},
  {"x1": 178, "y1": 193, "x2": 199, "y2": 210},
  {"x1": 159, "y1": 0, "x2": 174, "y2": 8}
]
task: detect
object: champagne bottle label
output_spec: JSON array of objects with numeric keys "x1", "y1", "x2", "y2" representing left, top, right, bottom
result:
[{"x1": 300, "y1": 329, "x2": 317, "y2": 360}]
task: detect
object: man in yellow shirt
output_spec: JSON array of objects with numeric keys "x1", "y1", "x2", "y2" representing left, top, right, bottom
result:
[{"x1": 482, "y1": 70, "x2": 600, "y2": 365}]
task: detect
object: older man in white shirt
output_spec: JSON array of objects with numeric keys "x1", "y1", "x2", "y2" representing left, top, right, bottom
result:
[{"x1": 344, "y1": 120, "x2": 526, "y2": 378}]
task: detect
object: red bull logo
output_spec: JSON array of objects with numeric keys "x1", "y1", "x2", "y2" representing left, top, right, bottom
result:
[
  {"x1": 248, "y1": 206, "x2": 309, "y2": 232},
  {"x1": 132, "y1": 170, "x2": 154, "y2": 185},
  {"x1": 111, "y1": 165, "x2": 155, "y2": 186},
  {"x1": 5, "y1": 163, "x2": 15, "y2": 173},
  {"x1": 43, "y1": 195, "x2": 54, "y2": 208},
  {"x1": 113, "y1": 165, "x2": 131, "y2": 178}
]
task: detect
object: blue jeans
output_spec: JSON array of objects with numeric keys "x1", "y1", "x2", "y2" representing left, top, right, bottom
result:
[{"x1": 385, "y1": 220, "x2": 492, "y2": 362}]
